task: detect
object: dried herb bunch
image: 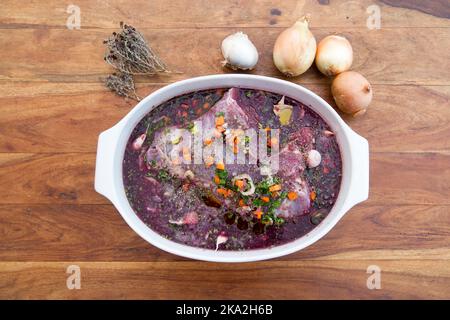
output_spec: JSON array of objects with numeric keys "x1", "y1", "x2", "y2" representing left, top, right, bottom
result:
[
  {"x1": 103, "y1": 22, "x2": 168, "y2": 75},
  {"x1": 105, "y1": 72, "x2": 140, "y2": 101},
  {"x1": 103, "y1": 22, "x2": 169, "y2": 101}
]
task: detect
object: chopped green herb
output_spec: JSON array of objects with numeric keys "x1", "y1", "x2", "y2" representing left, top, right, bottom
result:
[
  {"x1": 274, "y1": 216, "x2": 285, "y2": 225},
  {"x1": 252, "y1": 198, "x2": 264, "y2": 207},
  {"x1": 255, "y1": 178, "x2": 273, "y2": 194},
  {"x1": 216, "y1": 169, "x2": 228, "y2": 180},
  {"x1": 157, "y1": 169, "x2": 171, "y2": 182},
  {"x1": 261, "y1": 215, "x2": 273, "y2": 225}
]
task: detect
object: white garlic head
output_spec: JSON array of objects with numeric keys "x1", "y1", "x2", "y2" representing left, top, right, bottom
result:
[
  {"x1": 307, "y1": 149, "x2": 322, "y2": 168},
  {"x1": 221, "y1": 32, "x2": 259, "y2": 70}
]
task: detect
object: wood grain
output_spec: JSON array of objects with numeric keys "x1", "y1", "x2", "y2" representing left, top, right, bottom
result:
[
  {"x1": 380, "y1": 0, "x2": 450, "y2": 19},
  {"x1": 1, "y1": 83, "x2": 449, "y2": 153},
  {"x1": 0, "y1": 28, "x2": 449, "y2": 85},
  {"x1": 0, "y1": 204, "x2": 448, "y2": 262},
  {"x1": 0, "y1": 0, "x2": 449, "y2": 300},
  {"x1": 0, "y1": 260, "x2": 449, "y2": 299},
  {"x1": 0, "y1": 0, "x2": 449, "y2": 28}
]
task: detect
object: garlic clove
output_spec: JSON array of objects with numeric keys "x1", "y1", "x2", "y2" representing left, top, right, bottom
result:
[
  {"x1": 221, "y1": 32, "x2": 259, "y2": 70},
  {"x1": 169, "y1": 211, "x2": 199, "y2": 226},
  {"x1": 215, "y1": 232, "x2": 228, "y2": 251},
  {"x1": 132, "y1": 133, "x2": 146, "y2": 150},
  {"x1": 307, "y1": 149, "x2": 321, "y2": 168},
  {"x1": 323, "y1": 130, "x2": 334, "y2": 137}
]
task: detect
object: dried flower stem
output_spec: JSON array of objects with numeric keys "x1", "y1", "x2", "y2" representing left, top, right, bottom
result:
[
  {"x1": 103, "y1": 21, "x2": 168, "y2": 75},
  {"x1": 105, "y1": 72, "x2": 140, "y2": 101}
]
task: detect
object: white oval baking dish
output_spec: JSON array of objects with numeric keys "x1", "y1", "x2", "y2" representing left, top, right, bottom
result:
[{"x1": 95, "y1": 74, "x2": 369, "y2": 262}]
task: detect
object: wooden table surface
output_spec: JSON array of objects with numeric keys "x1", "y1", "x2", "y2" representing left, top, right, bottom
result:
[{"x1": 0, "y1": 0, "x2": 449, "y2": 299}]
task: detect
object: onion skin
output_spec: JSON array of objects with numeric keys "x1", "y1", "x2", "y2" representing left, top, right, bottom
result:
[
  {"x1": 331, "y1": 71, "x2": 373, "y2": 117},
  {"x1": 315, "y1": 35, "x2": 353, "y2": 76},
  {"x1": 273, "y1": 16, "x2": 317, "y2": 77}
]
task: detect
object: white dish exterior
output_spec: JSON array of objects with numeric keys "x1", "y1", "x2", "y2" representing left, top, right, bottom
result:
[{"x1": 95, "y1": 74, "x2": 369, "y2": 262}]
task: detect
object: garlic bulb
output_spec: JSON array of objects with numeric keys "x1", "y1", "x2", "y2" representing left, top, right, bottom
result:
[
  {"x1": 273, "y1": 16, "x2": 317, "y2": 77},
  {"x1": 221, "y1": 32, "x2": 259, "y2": 70},
  {"x1": 315, "y1": 35, "x2": 353, "y2": 76}
]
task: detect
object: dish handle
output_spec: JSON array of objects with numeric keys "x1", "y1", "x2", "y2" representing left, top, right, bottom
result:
[
  {"x1": 342, "y1": 132, "x2": 370, "y2": 213},
  {"x1": 94, "y1": 125, "x2": 122, "y2": 203}
]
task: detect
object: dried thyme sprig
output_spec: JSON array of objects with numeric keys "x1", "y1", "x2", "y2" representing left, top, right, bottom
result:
[
  {"x1": 105, "y1": 72, "x2": 140, "y2": 101},
  {"x1": 103, "y1": 21, "x2": 168, "y2": 75}
]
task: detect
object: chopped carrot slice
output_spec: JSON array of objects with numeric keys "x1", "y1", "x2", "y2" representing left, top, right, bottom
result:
[
  {"x1": 310, "y1": 191, "x2": 316, "y2": 201},
  {"x1": 217, "y1": 188, "x2": 230, "y2": 197},
  {"x1": 239, "y1": 199, "x2": 246, "y2": 207},
  {"x1": 254, "y1": 209, "x2": 263, "y2": 220},
  {"x1": 182, "y1": 147, "x2": 191, "y2": 161},
  {"x1": 214, "y1": 175, "x2": 220, "y2": 184},
  {"x1": 269, "y1": 184, "x2": 282, "y2": 192},
  {"x1": 204, "y1": 138, "x2": 213, "y2": 146},
  {"x1": 215, "y1": 115, "x2": 225, "y2": 126},
  {"x1": 261, "y1": 196, "x2": 270, "y2": 203},
  {"x1": 233, "y1": 145, "x2": 239, "y2": 154},
  {"x1": 205, "y1": 156, "x2": 214, "y2": 167},
  {"x1": 270, "y1": 137, "x2": 278, "y2": 146},
  {"x1": 216, "y1": 162, "x2": 225, "y2": 170},
  {"x1": 203, "y1": 102, "x2": 210, "y2": 109},
  {"x1": 235, "y1": 180, "x2": 244, "y2": 189},
  {"x1": 287, "y1": 191, "x2": 298, "y2": 201}
]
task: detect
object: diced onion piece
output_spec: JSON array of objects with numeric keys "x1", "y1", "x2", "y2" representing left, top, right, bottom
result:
[{"x1": 232, "y1": 174, "x2": 255, "y2": 196}]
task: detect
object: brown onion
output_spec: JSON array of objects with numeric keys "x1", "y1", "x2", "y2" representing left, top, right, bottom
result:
[
  {"x1": 315, "y1": 35, "x2": 353, "y2": 76},
  {"x1": 331, "y1": 71, "x2": 373, "y2": 117},
  {"x1": 273, "y1": 16, "x2": 317, "y2": 77}
]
